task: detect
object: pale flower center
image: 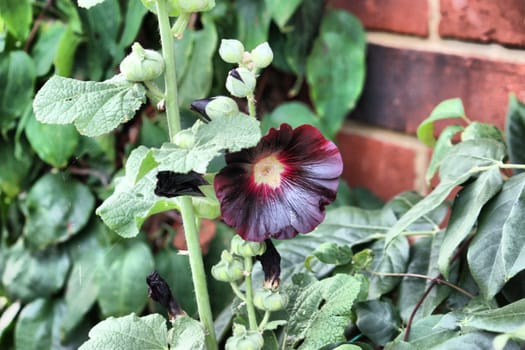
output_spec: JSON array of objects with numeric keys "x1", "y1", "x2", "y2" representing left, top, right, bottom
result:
[{"x1": 253, "y1": 155, "x2": 284, "y2": 189}]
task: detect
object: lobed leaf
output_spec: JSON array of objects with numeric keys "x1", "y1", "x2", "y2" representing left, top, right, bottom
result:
[
  {"x1": 79, "y1": 313, "x2": 168, "y2": 350},
  {"x1": 417, "y1": 98, "x2": 466, "y2": 147},
  {"x1": 33, "y1": 75, "x2": 146, "y2": 136}
]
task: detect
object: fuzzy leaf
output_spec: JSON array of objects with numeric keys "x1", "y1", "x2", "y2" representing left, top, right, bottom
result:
[
  {"x1": 96, "y1": 240, "x2": 154, "y2": 317},
  {"x1": 306, "y1": 10, "x2": 365, "y2": 137},
  {"x1": 461, "y1": 121, "x2": 505, "y2": 143},
  {"x1": 304, "y1": 242, "x2": 353, "y2": 272},
  {"x1": 169, "y1": 316, "x2": 206, "y2": 350},
  {"x1": 33, "y1": 75, "x2": 146, "y2": 136},
  {"x1": 468, "y1": 173, "x2": 525, "y2": 299},
  {"x1": 79, "y1": 313, "x2": 168, "y2": 350},
  {"x1": 438, "y1": 168, "x2": 502, "y2": 277},
  {"x1": 284, "y1": 274, "x2": 362, "y2": 349},
  {"x1": 506, "y1": 95, "x2": 525, "y2": 173},
  {"x1": 417, "y1": 98, "x2": 466, "y2": 147}
]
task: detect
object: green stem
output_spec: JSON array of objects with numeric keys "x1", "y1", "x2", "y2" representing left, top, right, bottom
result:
[
  {"x1": 229, "y1": 282, "x2": 247, "y2": 302},
  {"x1": 247, "y1": 93, "x2": 256, "y2": 119},
  {"x1": 244, "y1": 257, "x2": 258, "y2": 330},
  {"x1": 155, "y1": 1, "x2": 217, "y2": 349},
  {"x1": 258, "y1": 311, "x2": 271, "y2": 331}
]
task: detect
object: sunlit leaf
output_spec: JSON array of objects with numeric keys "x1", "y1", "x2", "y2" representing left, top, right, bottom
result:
[{"x1": 417, "y1": 98, "x2": 466, "y2": 147}]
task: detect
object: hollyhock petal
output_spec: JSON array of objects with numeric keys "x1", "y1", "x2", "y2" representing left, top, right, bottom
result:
[{"x1": 214, "y1": 123, "x2": 343, "y2": 241}]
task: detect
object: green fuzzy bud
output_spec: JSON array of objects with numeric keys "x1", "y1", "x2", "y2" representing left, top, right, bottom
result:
[
  {"x1": 206, "y1": 96, "x2": 239, "y2": 118},
  {"x1": 211, "y1": 250, "x2": 244, "y2": 282},
  {"x1": 219, "y1": 39, "x2": 245, "y2": 64},
  {"x1": 250, "y1": 42, "x2": 273, "y2": 69},
  {"x1": 141, "y1": 0, "x2": 180, "y2": 16},
  {"x1": 178, "y1": 0, "x2": 215, "y2": 12},
  {"x1": 231, "y1": 235, "x2": 266, "y2": 258},
  {"x1": 226, "y1": 68, "x2": 256, "y2": 98},
  {"x1": 120, "y1": 43, "x2": 165, "y2": 82},
  {"x1": 253, "y1": 288, "x2": 288, "y2": 312},
  {"x1": 225, "y1": 324, "x2": 264, "y2": 350},
  {"x1": 173, "y1": 129, "x2": 195, "y2": 149}
]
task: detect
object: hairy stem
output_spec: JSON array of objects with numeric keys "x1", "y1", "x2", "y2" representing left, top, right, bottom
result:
[
  {"x1": 258, "y1": 311, "x2": 271, "y2": 331},
  {"x1": 155, "y1": 1, "x2": 217, "y2": 348},
  {"x1": 244, "y1": 257, "x2": 258, "y2": 330},
  {"x1": 229, "y1": 282, "x2": 247, "y2": 302},
  {"x1": 247, "y1": 93, "x2": 256, "y2": 119}
]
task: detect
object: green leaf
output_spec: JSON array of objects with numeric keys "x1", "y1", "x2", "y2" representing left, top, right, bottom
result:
[
  {"x1": 54, "y1": 25, "x2": 83, "y2": 77},
  {"x1": 0, "y1": 0, "x2": 32, "y2": 40},
  {"x1": 177, "y1": 14, "x2": 217, "y2": 108},
  {"x1": 494, "y1": 324, "x2": 525, "y2": 350},
  {"x1": 355, "y1": 300, "x2": 400, "y2": 346},
  {"x1": 33, "y1": 75, "x2": 146, "y2": 136},
  {"x1": 25, "y1": 112, "x2": 80, "y2": 168},
  {"x1": 96, "y1": 240, "x2": 154, "y2": 317},
  {"x1": 417, "y1": 98, "x2": 466, "y2": 147},
  {"x1": 438, "y1": 168, "x2": 502, "y2": 277},
  {"x1": 62, "y1": 220, "x2": 108, "y2": 336},
  {"x1": 392, "y1": 315, "x2": 459, "y2": 348},
  {"x1": 79, "y1": 313, "x2": 168, "y2": 350},
  {"x1": 78, "y1": 0, "x2": 107, "y2": 9},
  {"x1": 153, "y1": 114, "x2": 261, "y2": 174},
  {"x1": 425, "y1": 125, "x2": 464, "y2": 184},
  {"x1": 14, "y1": 298, "x2": 84, "y2": 350},
  {"x1": 169, "y1": 316, "x2": 206, "y2": 350},
  {"x1": 117, "y1": 0, "x2": 147, "y2": 51},
  {"x1": 282, "y1": 0, "x2": 325, "y2": 76},
  {"x1": 0, "y1": 51, "x2": 35, "y2": 132},
  {"x1": 284, "y1": 274, "x2": 362, "y2": 349},
  {"x1": 235, "y1": 0, "x2": 271, "y2": 50},
  {"x1": 55, "y1": 0, "x2": 83, "y2": 33},
  {"x1": 264, "y1": 0, "x2": 301, "y2": 29},
  {"x1": 369, "y1": 236, "x2": 409, "y2": 298},
  {"x1": 468, "y1": 173, "x2": 525, "y2": 299},
  {"x1": 23, "y1": 173, "x2": 95, "y2": 250},
  {"x1": 435, "y1": 332, "x2": 509, "y2": 350},
  {"x1": 261, "y1": 102, "x2": 321, "y2": 134},
  {"x1": 304, "y1": 242, "x2": 353, "y2": 272},
  {"x1": 461, "y1": 121, "x2": 505, "y2": 143},
  {"x1": 306, "y1": 10, "x2": 366, "y2": 137},
  {"x1": 0, "y1": 137, "x2": 32, "y2": 199},
  {"x1": 398, "y1": 233, "x2": 450, "y2": 323},
  {"x1": 506, "y1": 94, "x2": 525, "y2": 173},
  {"x1": 459, "y1": 298, "x2": 525, "y2": 334},
  {"x1": 2, "y1": 242, "x2": 70, "y2": 302},
  {"x1": 0, "y1": 300, "x2": 21, "y2": 342},
  {"x1": 31, "y1": 21, "x2": 67, "y2": 77},
  {"x1": 386, "y1": 139, "x2": 506, "y2": 246}
]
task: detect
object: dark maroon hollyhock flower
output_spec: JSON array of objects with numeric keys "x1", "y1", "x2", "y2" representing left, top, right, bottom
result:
[
  {"x1": 214, "y1": 123, "x2": 343, "y2": 242},
  {"x1": 155, "y1": 171, "x2": 208, "y2": 198}
]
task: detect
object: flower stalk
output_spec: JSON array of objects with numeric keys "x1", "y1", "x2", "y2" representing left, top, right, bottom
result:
[
  {"x1": 243, "y1": 256, "x2": 258, "y2": 330},
  {"x1": 155, "y1": 1, "x2": 217, "y2": 348}
]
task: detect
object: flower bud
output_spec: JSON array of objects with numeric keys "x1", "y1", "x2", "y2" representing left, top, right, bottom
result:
[
  {"x1": 226, "y1": 68, "x2": 256, "y2": 98},
  {"x1": 120, "y1": 43, "x2": 165, "y2": 82},
  {"x1": 173, "y1": 129, "x2": 196, "y2": 148},
  {"x1": 253, "y1": 288, "x2": 288, "y2": 312},
  {"x1": 225, "y1": 324, "x2": 264, "y2": 350},
  {"x1": 219, "y1": 39, "x2": 245, "y2": 64},
  {"x1": 250, "y1": 42, "x2": 273, "y2": 69},
  {"x1": 190, "y1": 96, "x2": 239, "y2": 121},
  {"x1": 178, "y1": 0, "x2": 215, "y2": 13},
  {"x1": 211, "y1": 250, "x2": 244, "y2": 282},
  {"x1": 231, "y1": 235, "x2": 266, "y2": 258}
]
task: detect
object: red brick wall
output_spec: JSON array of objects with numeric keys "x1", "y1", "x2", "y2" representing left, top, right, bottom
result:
[{"x1": 331, "y1": 0, "x2": 525, "y2": 200}]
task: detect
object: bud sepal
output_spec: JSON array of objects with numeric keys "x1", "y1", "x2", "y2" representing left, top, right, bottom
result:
[
  {"x1": 231, "y1": 235, "x2": 266, "y2": 258},
  {"x1": 253, "y1": 288, "x2": 288, "y2": 312},
  {"x1": 225, "y1": 324, "x2": 264, "y2": 350},
  {"x1": 211, "y1": 250, "x2": 244, "y2": 282},
  {"x1": 120, "y1": 42, "x2": 165, "y2": 82}
]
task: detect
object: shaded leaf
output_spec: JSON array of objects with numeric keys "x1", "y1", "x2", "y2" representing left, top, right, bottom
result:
[
  {"x1": 305, "y1": 242, "x2": 353, "y2": 272},
  {"x1": 369, "y1": 236, "x2": 409, "y2": 298},
  {"x1": 468, "y1": 173, "x2": 525, "y2": 299},
  {"x1": 306, "y1": 10, "x2": 365, "y2": 137},
  {"x1": 461, "y1": 121, "x2": 504, "y2": 144},
  {"x1": 459, "y1": 298, "x2": 525, "y2": 334},
  {"x1": 79, "y1": 313, "x2": 167, "y2": 350},
  {"x1": 390, "y1": 315, "x2": 459, "y2": 348},
  {"x1": 355, "y1": 300, "x2": 400, "y2": 346},
  {"x1": 31, "y1": 21, "x2": 67, "y2": 77},
  {"x1": 506, "y1": 94, "x2": 525, "y2": 173},
  {"x1": 426, "y1": 125, "x2": 464, "y2": 184},
  {"x1": 23, "y1": 173, "x2": 95, "y2": 250},
  {"x1": 0, "y1": 0, "x2": 32, "y2": 40},
  {"x1": 96, "y1": 240, "x2": 154, "y2": 317},
  {"x1": 0, "y1": 300, "x2": 21, "y2": 342},
  {"x1": 33, "y1": 75, "x2": 146, "y2": 136},
  {"x1": 54, "y1": 25, "x2": 83, "y2": 77},
  {"x1": 264, "y1": 0, "x2": 301, "y2": 29},
  {"x1": 284, "y1": 274, "x2": 362, "y2": 349},
  {"x1": 0, "y1": 137, "x2": 32, "y2": 199},
  {"x1": 169, "y1": 316, "x2": 206, "y2": 350},
  {"x1": 235, "y1": 0, "x2": 271, "y2": 50},
  {"x1": 417, "y1": 98, "x2": 466, "y2": 147},
  {"x1": 433, "y1": 332, "x2": 518, "y2": 350},
  {"x1": 261, "y1": 101, "x2": 320, "y2": 134},
  {"x1": 438, "y1": 168, "x2": 502, "y2": 277}
]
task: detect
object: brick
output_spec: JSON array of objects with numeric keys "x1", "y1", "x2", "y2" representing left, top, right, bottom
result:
[
  {"x1": 349, "y1": 44, "x2": 525, "y2": 134},
  {"x1": 328, "y1": 0, "x2": 429, "y2": 37},
  {"x1": 439, "y1": 0, "x2": 525, "y2": 47},
  {"x1": 336, "y1": 125, "x2": 428, "y2": 200}
]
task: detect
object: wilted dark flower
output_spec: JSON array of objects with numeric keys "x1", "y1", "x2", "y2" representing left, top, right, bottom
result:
[
  {"x1": 155, "y1": 171, "x2": 207, "y2": 198},
  {"x1": 214, "y1": 123, "x2": 342, "y2": 241},
  {"x1": 146, "y1": 271, "x2": 184, "y2": 319},
  {"x1": 256, "y1": 239, "x2": 281, "y2": 289}
]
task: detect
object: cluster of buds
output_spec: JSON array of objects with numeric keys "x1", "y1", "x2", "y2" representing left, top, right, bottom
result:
[
  {"x1": 218, "y1": 39, "x2": 273, "y2": 98},
  {"x1": 225, "y1": 324, "x2": 264, "y2": 350}
]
